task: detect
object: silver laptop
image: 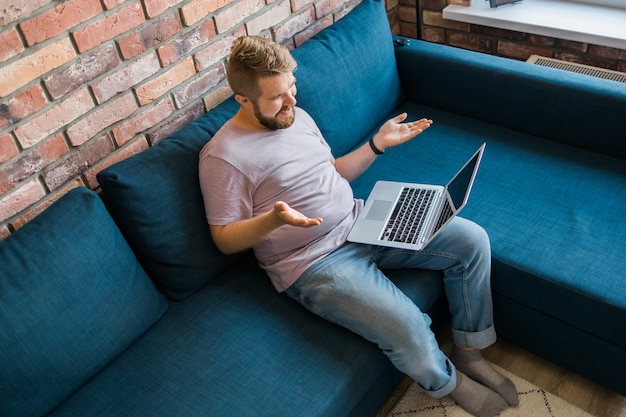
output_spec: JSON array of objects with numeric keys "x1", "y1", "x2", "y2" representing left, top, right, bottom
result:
[{"x1": 347, "y1": 143, "x2": 485, "y2": 250}]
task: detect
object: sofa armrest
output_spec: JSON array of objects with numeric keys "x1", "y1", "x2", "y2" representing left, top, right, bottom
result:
[{"x1": 394, "y1": 37, "x2": 626, "y2": 160}]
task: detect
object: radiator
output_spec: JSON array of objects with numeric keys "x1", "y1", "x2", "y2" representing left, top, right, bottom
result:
[{"x1": 526, "y1": 55, "x2": 626, "y2": 84}]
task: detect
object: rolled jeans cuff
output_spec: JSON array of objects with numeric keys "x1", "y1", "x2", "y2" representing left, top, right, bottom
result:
[
  {"x1": 427, "y1": 360, "x2": 458, "y2": 398},
  {"x1": 451, "y1": 325, "x2": 497, "y2": 350}
]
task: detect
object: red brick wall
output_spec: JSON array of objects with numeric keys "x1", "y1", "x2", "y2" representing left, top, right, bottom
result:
[
  {"x1": 0, "y1": 0, "x2": 362, "y2": 239},
  {"x1": 392, "y1": 0, "x2": 626, "y2": 72}
]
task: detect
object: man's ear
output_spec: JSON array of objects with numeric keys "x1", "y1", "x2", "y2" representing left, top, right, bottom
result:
[{"x1": 235, "y1": 94, "x2": 252, "y2": 108}]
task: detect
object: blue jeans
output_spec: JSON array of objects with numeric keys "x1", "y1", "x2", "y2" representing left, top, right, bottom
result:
[{"x1": 284, "y1": 217, "x2": 495, "y2": 398}]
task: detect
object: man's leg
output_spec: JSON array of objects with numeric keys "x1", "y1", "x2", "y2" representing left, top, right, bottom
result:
[
  {"x1": 285, "y1": 242, "x2": 456, "y2": 398},
  {"x1": 375, "y1": 216, "x2": 518, "y2": 407},
  {"x1": 285, "y1": 230, "x2": 509, "y2": 417}
]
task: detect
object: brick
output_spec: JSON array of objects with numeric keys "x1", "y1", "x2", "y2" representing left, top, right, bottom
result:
[
  {"x1": 194, "y1": 30, "x2": 245, "y2": 71},
  {"x1": 66, "y1": 92, "x2": 137, "y2": 146},
  {"x1": 92, "y1": 52, "x2": 161, "y2": 104},
  {"x1": 8, "y1": 85, "x2": 48, "y2": 122},
  {"x1": 0, "y1": 0, "x2": 48, "y2": 26},
  {"x1": 333, "y1": 0, "x2": 359, "y2": 20},
  {"x1": 84, "y1": 137, "x2": 149, "y2": 188},
  {"x1": 474, "y1": 25, "x2": 527, "y2": 42},
  {"x1": 421, "y1": 0, "x2": 447, "y2": 8},
  {"x1": 497, "y1": 40, "x2": 552, "y2": 60},
  {"x1": 0, "y1": 28, "x2": 25, "y2": 62},
  {"x1": 246, "y1": 0, "x2": 291, "y2": 35},
  {"x1": 387, "y1": 9, "x2": 400, "y2": 34},
  {"x1": 291, "y1": 0, "x2": 314, "y2": 12},
  {"x1": 0, "y1": 177, "x2": 46, "y2": 223},
  {"x1": 0, "y1": 103, "x2": 16, "y2": 132},
  {"x1": 0, "y1": 134, "x2": 19, "y2": 163},
  {"x1": 398, "y1": 5, "x2": 416, "y2": 23},
  {"x1": 148, "y1": 100, "x2": 205, "y2": 145},
  {"x1": 389, "y1": 19, "x2": 400, "y2": 37},
  {"x1": 420, "y1": 25, "x2": 444, "y2": 43},
  {"x1": 0, "y1": 37, "x2": 76, "y2": 98},
  {"x1": 423, "y1": 10, "x2": 467, "y2": 30},
  {"x1": 43, "y1": 133, "x2": 115, "y2": 191},
  {"x1": 0, "y1": 134, "x2": 68, "y2": 194},
  {"x1": 72, "y1": 1, "x2": 145, "y2": 53},
  {"x1": 590, "y1": 45, "x2": 626, "y2": 61},
  {"x1": 174, "y1": 64, "x2": 225, "y2": 108},
  {"x1": 158, "y1": 19, "x2": 217, "y2": 66},
  {"x1": 315, "y1": 0, "x2": 346, "y2": 18},
  {"x1": 181, "y1": 0, "x2": 233, "y2": 26},
  {"x1": 103, "y1": 0, "x2": 126, "y2": 9},
  {"x1": 203, "y1": 82, "x2": 233, "y2": 111},
  {"x1": 20, "y1": 0, "x2": 102, "y2": 46},
  {"x1": 386, "y1": 0, "x2": 400, "y2": 11},
  {"x1": 1, "y1": 85, "x2": 47, "y2": 131},
  {"x1": 273, "y1": 7, "x2": 315, "y2": 43},
  {"x1": 293, "y1": 15, "x2": 332, "y2": 46},
  {"x1": 14, "y1": 88, "x2": 94, "y2": 149},
  {"x1": 528, "y1": 34, "x2": 587, "y2": 53},
  {"x1": 214, "y1": 0, "x2": 266, "y2": 34},
  {"x1": 448, "y1": 32, "x2": 494, "y2": 54},
  {"x1": 45, "y1": 43, "x2": 120, "y2": 99},
  {"x1": 111, "y1": 97, "x2": 175, "y2": 146},
  {"x1": 0, "y1": 225, "x2": 10, "y2": 241},
  {"x1": 145, "y1": 0, "x2": 185, "y2": 18},
  {"x1": 399, "y1": 20, "x2": 418, "y2": 39},
  {"x1": 118, "y1": 12, "x2": 182, "y2": 59},
  {"x1": 135, "y1": 57, "x2": 197, "y2": 105}
]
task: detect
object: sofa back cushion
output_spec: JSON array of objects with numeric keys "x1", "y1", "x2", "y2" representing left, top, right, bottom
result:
[
  {"x1": 97, "y1": 99, "x2": 242, "y2": 301},
  {"x1": 291, "y1": 0, "x2": 403, "y2": 157},
  {"x1": 0, "y1": 187, "x2": 167, "y2": 417}
]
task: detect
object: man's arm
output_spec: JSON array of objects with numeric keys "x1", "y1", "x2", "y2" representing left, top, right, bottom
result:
[
  {"x1": 334, "y1": 113, "x2": 432, "y2": 182},
  {"x1": 210, "y1": 201, "x2": 323, "y2": 254}
]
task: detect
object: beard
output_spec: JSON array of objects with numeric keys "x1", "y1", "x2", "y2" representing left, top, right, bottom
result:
[{"x1": 253, "y1": 103, "x2": 295, "y2": 130}]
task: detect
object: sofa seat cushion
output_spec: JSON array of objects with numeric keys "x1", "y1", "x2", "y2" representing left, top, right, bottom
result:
[
  {"x1": 49, "y1": 252, "x2": 445, "y2": 417},
  {"x1": 350, "y1": 101, "x2": 626, "y2": 350},
  {"x1": 0, "y1": 187, "x2": 167, "y2": 417}
]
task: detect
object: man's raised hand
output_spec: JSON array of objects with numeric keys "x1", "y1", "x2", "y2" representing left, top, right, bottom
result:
[
  {"x1": 373, "y1": 113, "x2": 433, "y2": 151},
  {"x1": 273, "y1": 201, "x2": 323, "y2": 228}
]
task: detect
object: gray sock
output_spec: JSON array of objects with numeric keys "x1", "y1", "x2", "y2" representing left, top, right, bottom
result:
[
  {"x1": 450, "y1": 371, "x2": 509, "y2": 417},
  {"x1": 451, "y1": 347, "x2": 519, "y2": 407}
]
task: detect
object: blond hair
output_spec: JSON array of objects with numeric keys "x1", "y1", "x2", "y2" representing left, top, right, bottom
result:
[{"x1": 227, "y1": 36, "x2": 297, "y2": 100}]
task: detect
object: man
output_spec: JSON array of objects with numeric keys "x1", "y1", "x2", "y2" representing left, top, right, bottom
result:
[{"x1": 199, "y1": 36, "x2": 518, "y2": 417}]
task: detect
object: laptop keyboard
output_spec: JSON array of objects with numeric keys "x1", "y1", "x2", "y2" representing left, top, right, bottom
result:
[
  {"x1": 434, "y1": 196, "x2": 453, "y2": 234},
  {"x1": 381, "y1": 187, "x2": 435, "y2": 244}
]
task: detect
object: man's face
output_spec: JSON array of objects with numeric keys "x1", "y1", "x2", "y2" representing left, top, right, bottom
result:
[{"x1": 252, "y1": 73, "x2": 297, "y2": 130}]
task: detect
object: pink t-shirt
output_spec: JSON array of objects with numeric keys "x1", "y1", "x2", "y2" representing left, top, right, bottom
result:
[{"x1": 199, "y1": 107, "x2": 363, "y2": 292}]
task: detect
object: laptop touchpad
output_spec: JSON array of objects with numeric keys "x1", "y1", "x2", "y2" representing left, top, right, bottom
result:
[{"x1": 366, "y1": 200, "x2": 392, "y2": 221}]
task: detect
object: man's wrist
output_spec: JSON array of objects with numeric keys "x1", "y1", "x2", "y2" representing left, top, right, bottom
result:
[{"x1": 369, "y1": 138, "x2": 384, "y2": 155}]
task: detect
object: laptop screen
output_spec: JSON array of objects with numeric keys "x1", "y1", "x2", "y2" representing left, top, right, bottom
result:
[{"x1": 447, "y1": 145, "x2": 484, "y2": 210}]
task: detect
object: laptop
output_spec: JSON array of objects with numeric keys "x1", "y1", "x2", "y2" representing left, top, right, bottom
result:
[{"x1": 347, "y1": 143, "x2": 485, "y2": 250}]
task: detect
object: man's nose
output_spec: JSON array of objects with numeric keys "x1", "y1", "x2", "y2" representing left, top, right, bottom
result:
[{"x1": 284, "y1": 92, "x2": 296, "y2": 106}]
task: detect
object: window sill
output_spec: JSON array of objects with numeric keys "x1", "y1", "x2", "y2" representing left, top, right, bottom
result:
[{"x1": 442, "y1": 0, "x2": 626, "y2": 50}]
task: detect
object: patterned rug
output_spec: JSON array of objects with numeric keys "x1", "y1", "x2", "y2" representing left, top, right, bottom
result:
[{"x1": 386, "y1": 364, "x2": 594, "y2": 417}]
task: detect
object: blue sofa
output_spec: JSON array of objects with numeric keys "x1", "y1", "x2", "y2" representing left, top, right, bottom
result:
[{"x1": 2, "y1": 0, "x2": 625, "y2": 415}]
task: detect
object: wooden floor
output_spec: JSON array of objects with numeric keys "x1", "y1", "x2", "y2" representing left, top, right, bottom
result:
[
  {"x1": 483, "y1": 339, "x2": 626, "y2": 417},
  {"x1": 377, "y1": 338, "x2": 626, "y2": 417}
]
